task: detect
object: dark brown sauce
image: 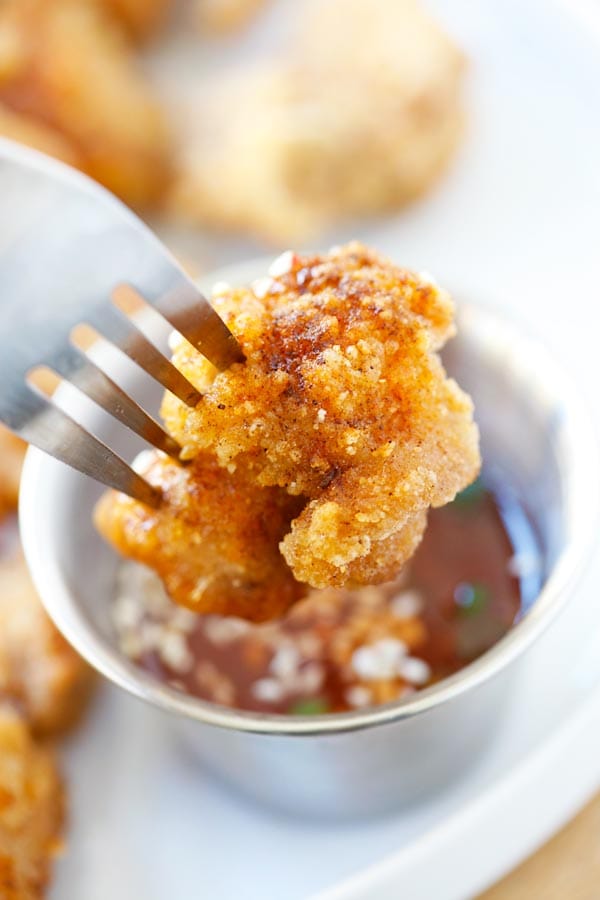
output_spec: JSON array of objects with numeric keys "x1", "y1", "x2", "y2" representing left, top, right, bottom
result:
[{"x1": 116, "y1": 481, "x2": 540, "y2": 716}]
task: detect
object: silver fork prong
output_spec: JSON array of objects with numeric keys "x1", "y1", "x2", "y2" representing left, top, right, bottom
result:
[
  {"x1": 86, "y1": 304, "x2": 201, "y2": 407},
  {"x1": 126, "y1": 281, "x2": 245, "y2": 372},
  {"x1": 47, "y1": 345, "x2": 182, "y2": 458},
  {"x1": 15, "y1": 386, "x2": 162, "y2": 508}
]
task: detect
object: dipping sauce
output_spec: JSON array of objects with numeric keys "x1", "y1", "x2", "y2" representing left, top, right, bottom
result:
[{"x1": 112, "y1": 480, "x2": 541, "y2": 715}]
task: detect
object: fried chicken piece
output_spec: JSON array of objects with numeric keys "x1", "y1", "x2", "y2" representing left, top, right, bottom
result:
[
  {"x1": 0, "y1": 0, "x2": 170, "y2": 208},
  {"x1": 0, "y1": 519, "x2": 94, "y2": 737},
  {"x1": 99, "y1": 0, "x2": 172, "y2": 42},
  {"x1": 96, "y1": 451, "x2": 305, "y2": 621},
  {"x1": 170, "y1": 0, "x2": 464, "y2": 243},
  {"x1": 0, "y1": 427, "x2": 25, "y2": 520},
  {"x1": 0, "y1": 705, "x2": 64, "y2": 900},
  {"x1": 161, "y1": 244, "x2": 480, "y2": 591},
  {"x1": 193, "y1": 0, "x2": 268, "y2": 35},
  {"x1": 0, "y1": 105, "x2": 79, "y2": 168}
]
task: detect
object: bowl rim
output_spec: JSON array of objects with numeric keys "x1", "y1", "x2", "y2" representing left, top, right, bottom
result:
[{"x1": 19, "y1": 278, "x2": 600, "y2": 737}]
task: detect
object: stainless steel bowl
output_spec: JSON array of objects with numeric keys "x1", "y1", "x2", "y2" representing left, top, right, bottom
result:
[{"x1": 19, "y1": 264, "x2": 599, "y2": 818}]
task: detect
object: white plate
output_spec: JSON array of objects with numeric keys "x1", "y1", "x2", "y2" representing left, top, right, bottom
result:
[
  {"x1": 55, "y1": 552, "x2": 600, "y2": 900},
  {"x1": 50, "y1": 0, "x2": 600, "y2": 897}
]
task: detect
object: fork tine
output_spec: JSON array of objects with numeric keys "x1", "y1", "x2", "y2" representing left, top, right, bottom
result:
[
  {"x1": 123, "y1": 282, "x2": 245, "y2": 372},
  {"x1": 47, "y1": 344, "x2": 182, "y2": 458},
  {"x1": 86, "y1": 305, "x2": 201, "y2": 407},
  {"x1": 13, "y1": 386, "x2": 162, "y2": 508}
]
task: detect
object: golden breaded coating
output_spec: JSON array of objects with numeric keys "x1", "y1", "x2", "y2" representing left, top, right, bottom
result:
[
  {"x1": 0, "y1": 0, "x2": 170, "y2": 208},
  {"x1": 161, "y1": 244, "x2": 480, "y2": 589},
  {"x1": 99, "y1": 0, "x2": 172, "y2": 42},
  {"x1": 96, "y1": 451, "x2": 305, "y2": 621},
  {"x1": 193, "y1": 0, "x2": 268, "y2": 35},
  {"x1": 0, "y1": 705, "x2": 64, "y2": 900},
  {"x1": 170, "y1": 0, "x2": 464, "y2": 243},
  {"x1": 0, "y1": 427, "x2": 25, "y2": 520},
  {"x1": 98, "y1": 243, "x2": 479, "y2": 618},
  {"x1": 0, "y1": 520, "x2": 94, "y2": 737}
]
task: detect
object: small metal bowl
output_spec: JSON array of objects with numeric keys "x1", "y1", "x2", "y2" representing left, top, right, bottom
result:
[{"x1": 19, "y1": 265, "x2": 599, "y2": 818}]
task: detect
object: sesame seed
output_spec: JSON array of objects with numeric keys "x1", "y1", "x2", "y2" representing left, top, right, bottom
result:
[
  {"x1": 112, "y1": 594, "x2": 144, "y2": 631},
  {"x1": 252, "y1": 678, "x2": 285, "y2": 703},
  {"x1": 345, "y1": 685, "x2": 372, "y2": 709},
  {"x1": 398, "y1": 656, "x2": 431, "y2": 686},
  {"x1": 119, "y1": 632, "x2": 144, "y2": 659},
  {"x1": 390, "y1": 589, "x2": 423, "y2": 620},
  {"x1": 204, "y1": 616, "x2": 251, "y2": 645},
  {"x1": 139, "y1": 621, "x2": 164, "y2": 652},
  {"x1": 317, "y1": 408, "x2": 327, "y2": 423},
  {"x1": 352, "y1": 638, "x2": 408, "y2": 680},
  {"x1": 297, "y1": 662, "x2": 325, "y2": 693},
  {"x1": 170, "y1": 607, "x2": 200, "y2": 634},
  {"x1": 158, "y1": 630, "x2": 194, "y2": 673},
  {"x1": 270, "y1": 645, "x2": 301, "y2": 682}
]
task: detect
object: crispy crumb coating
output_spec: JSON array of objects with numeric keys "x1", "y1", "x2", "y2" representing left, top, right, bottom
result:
[
  {"x1": 95, "y1": 452, "x2": 306, "y2": 621},
  {"x1": 97, "y1": 243, "x2": 478, "y2": 617},
  {"x1": 170, "y1": 0, "x2": 464, "y2": 243},
  {"x1": 0, "y1": 705, "x2": 64, "y2": 900},
  {"x1": 0, "y1": 0, "x2": 170, "y2": 208},
  {"x1": 0, "y1": 536, "x2": 95, "y2": 737},
  {"x1": 161, "y1": 244, "x2": 480, "y2": 590}
]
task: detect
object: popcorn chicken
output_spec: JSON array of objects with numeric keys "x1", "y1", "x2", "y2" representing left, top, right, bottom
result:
[
  {"x1": 0, "y1": 0, "x2": 170, "y2": 207},
  {"x1": 0, "y1": 522, "x2": 94, "y2": 737},
  {"x1": 0, "y1": 705, "x2": 64, "y2": 900},
  {"x1": 171, "y1": 0, "x2": 464, "y2": 243},
  {"x1": 0, "y1": 428, "x2": 93, "y2": 737},
  {"x1": 162, "y1": 244, "x2": 480, "y2": 590},
  {"x1": 98, "y1": 244, "x2": 479, "y2": 619}
]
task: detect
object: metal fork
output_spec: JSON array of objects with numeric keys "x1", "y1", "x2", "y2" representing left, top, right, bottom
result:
[{"x1": 0, "y1": 139, "x2": 244, "y2": 508}]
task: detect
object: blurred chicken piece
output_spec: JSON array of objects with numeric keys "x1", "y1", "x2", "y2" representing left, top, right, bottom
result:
[
  {"x1": 193, "y1": 0, "x2": 268, "y2": 35},
  {"x1": 0, "y1": 705, "x2": 64, "y2": 900},
  {"x1": 171, "y1": 0, "x2": 465, "y2": 243},
  {"x1": 0, "y1": 429, "x2": 93, "y2": 736},
  {"x1": 0, "y1": 519, "x2": 94, "y2": 737},
  {"x1": 0, "y1": 0, "x2": 170, "y2": 208},
  {"x1": 0, "y1": 106, "x2": 79, "y2": 168},
  {"x1": 99, "y1": 0, "x2": 172, "y2": 42}
]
